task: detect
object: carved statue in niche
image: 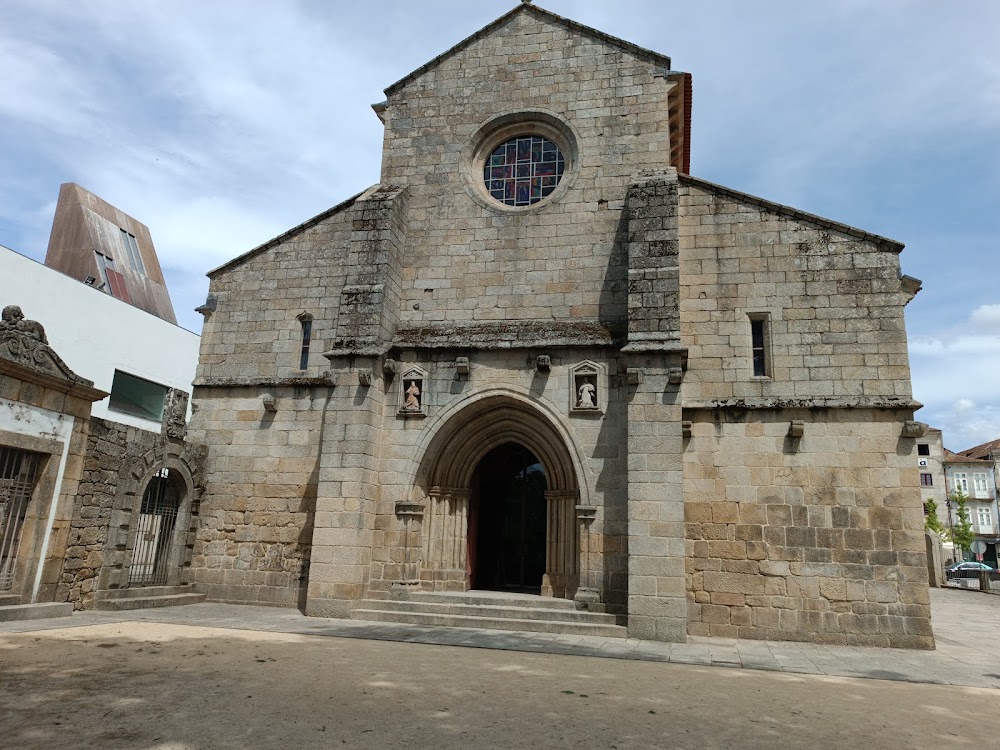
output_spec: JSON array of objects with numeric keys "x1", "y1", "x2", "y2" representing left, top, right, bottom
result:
[
  {"x1": 576, "y1": 377, "x2": 597, "y2": 409},
  {"x1": 402, "y1": 379, "x2": 422, "y2": 411},
  {"x1": 1, "y1": 305, "x2": 48, "y2": 344}
]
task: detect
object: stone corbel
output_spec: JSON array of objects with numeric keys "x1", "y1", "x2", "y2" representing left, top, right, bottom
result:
[
  {"x1": 788, "y1": 420, "x2": 805, "y2": 438},
  {"x1": 262, "y1": 393, "x2": 278, "y2": 412},
  {"x1": 383, "y1": 358, "x2": 398, "y2": 378},
  {"x1": 394, "y1": 501, "x2": 425, "y2": 518},
  {"x1": 455, "y1": 357, "x2": 470, "y2": 378},
  {"x1": 682, "y1": 420, "x2": 693, "y2": 438},
  {"x1": 536, "y1": 355, "x2": 551, "y2": 372},
  {"x1": 626, "y1": 368, "x2": 643, "y2": 386},
  {"x1": 358, "y1": 370, "x2": 373, "y2": 387},
  {"x1": 903, "y1": 420, "x2": 928, "y2": 438},
  {"x1": 668, "y1": 367, "x2": 683, "y2": 385}
]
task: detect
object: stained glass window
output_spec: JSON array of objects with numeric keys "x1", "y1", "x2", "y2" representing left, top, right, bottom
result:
[{"x1": 484, "y1": 135, "x2": 565, "y2": 206}]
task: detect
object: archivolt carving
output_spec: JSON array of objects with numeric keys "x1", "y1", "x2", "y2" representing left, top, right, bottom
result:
[{"x1": 419, "y1": 395, "x2": 579, "y2": 493}]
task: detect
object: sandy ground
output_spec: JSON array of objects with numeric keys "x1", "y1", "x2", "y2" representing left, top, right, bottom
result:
[{"x1": 0, "y1": 621, "x2": 992, "y2": 750}]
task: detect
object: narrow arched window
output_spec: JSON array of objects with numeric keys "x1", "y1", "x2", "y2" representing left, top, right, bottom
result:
[{"x1": 297, "y1": 314, "x2": 313, "y2": 370}]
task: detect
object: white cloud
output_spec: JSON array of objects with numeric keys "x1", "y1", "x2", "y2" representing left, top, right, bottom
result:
[
  {"x1": 970, "y1": 304, "x2": 1000, "y2": 333},
  {"x1": 911, "y1": 301, "x2": 1000, "y2": 449}
]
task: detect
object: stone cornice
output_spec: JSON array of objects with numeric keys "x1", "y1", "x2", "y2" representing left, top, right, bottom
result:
[{"x1": 683, "y1": 397, "x2": 922, "y2": 411}]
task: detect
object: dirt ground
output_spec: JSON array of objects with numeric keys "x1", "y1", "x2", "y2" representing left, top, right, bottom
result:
[{"x1": 0, "y1": 621, "x2": 991, "y2": 750}]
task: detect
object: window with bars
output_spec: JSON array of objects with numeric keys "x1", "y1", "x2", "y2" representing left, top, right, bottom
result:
[{"x1": 917, "y1": 444, "x2": 930, "y2": 456}]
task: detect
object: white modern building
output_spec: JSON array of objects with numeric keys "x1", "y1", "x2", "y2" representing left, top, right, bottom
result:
[{"x1": 0, "y1": 245, "x2": 199, "y2": 431}]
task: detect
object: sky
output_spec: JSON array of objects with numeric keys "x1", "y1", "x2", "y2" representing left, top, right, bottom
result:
[{"x1": 1, "y1": 0, "x2": 998, "y2": 450}]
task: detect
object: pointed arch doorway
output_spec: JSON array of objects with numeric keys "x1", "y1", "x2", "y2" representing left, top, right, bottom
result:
[{"x1": 414, "y1": 395, "x2": 580, "y2": 599}]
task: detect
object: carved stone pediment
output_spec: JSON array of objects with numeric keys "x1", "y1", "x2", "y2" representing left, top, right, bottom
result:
[{"x1": 0, "y1": 304, "x2": 93, "y2": 388}]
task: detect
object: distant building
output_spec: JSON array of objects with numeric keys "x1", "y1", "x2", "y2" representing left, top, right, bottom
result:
[
  {"x1": 917, "y1": 428, "x2": 1000, "y2": 566},
  {"x1": 44, "y1": 183, "x2": 177, "y2": 324},
  {"x1": 917, "y1": 429, "x2": 948, "y2": 529},
  {"x1": 944, "y1": 449, "x2": 999, "y2": 566}
]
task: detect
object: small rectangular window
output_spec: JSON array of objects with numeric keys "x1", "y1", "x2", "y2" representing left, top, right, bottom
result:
[
  {"x1": 978, "y1": 506, "x2": 993, "y2": 529},
  {"x1": 94, "y1": 252, "x2": 111, "y2": 292},
  {"x1": 108, "y1": 370, "x2": 168, "y2": 421},
  {"x1": 917, "y1": 444, "x2": 930, "y2": 456},
  {"x1": 299, "y1": 319, "x2": 312, "y2": 370},
  {"x1": 749, "y1": 315, "x2": 769, "y2": 377},
  {"x1": 952, "y1": 472, "x2": 969, "y2": 495},
  {"x1": 920, "y1": 473, "x2": 933, "y2": 486},
  {"x1": 973, "y1": 473, "x2": 989, "y2": 496}
]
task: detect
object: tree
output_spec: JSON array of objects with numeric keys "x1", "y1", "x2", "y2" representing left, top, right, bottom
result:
[
  {"x1": 924, "y1": 497, "x2": 945, "y2": 535},
  {"x1": 948, "y1": 489, "x2": 976, "y2": 557}
]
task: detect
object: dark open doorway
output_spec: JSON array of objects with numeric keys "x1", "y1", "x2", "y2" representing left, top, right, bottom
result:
[{"x1": 470, "y1": 443, "x2": 547, "y2": 593}]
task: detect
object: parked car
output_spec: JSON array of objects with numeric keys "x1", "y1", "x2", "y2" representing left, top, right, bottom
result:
[{"x1": 946, "y1": 561, "x2": 996, "y2": 579}]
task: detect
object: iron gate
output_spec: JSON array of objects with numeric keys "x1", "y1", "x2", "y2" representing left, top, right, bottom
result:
[
  {"x1": 127, "y1": 467, "x2": 181, "y2": 586},
  {"x1": 0, "y1": 447, "x2": 44, "y2": 591}
]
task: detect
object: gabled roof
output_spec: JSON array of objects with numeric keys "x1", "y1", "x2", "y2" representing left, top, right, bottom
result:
[
  {"x1": 678, "y1": 175, "x2": 905, "y2": 253},
  {"x1": 384, "y1": 2, "x2": 673, "y2": 97},
  {"x1": 207, "y1": 188, "x2": 371, "y2": 278},
  {"x1": 958, "y1": 437, "x2": 1000, "y2": 462},
  {"x1": 944, "y1": 448, "x2": 993, "y2": 465}
]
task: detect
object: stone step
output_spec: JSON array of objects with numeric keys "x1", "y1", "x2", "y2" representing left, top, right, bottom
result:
[
  {"x1": 96, "y1": 585, "x2": 198, "y2": 601},
  {"x1": 0, "y1": 602, "x2": 73, "y2": 623},
  {"x1": 0, "y1": 594, "x2": 21, "y2": 607},
  {"x1": 360, "y1": 598, "x2": 621, "y2": 625},
  {"x1": 94, "y1": 593, "x2": 207, "y2": 611},
  {"x1": 406, "y1": 591, "x2": 578, "y2": 610},
  {"x1": 351, "y1": 607, "x2": 627, "y2": 638}
]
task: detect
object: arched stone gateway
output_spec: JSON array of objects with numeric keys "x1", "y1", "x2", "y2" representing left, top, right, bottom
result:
[
  {"x1": 410, "y1": 395, "x2": 582, "y2": 599},
  {"x1": 99, "y1": 445, "x2": 204, "y2": 592}
]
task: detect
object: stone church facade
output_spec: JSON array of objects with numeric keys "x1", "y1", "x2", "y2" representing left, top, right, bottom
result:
[{"x1": 188, "y1": 3, "x2": 932, "y2": 647}]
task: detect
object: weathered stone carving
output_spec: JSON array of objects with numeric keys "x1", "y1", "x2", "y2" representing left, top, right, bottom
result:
[
  {"x1": 0, "y1": 304, "x2": 92, "y2": 386},
  {"x1": 2, "y1": 305, "x2": 47, "y2": 344},
  {"x1": 402, "y1": 380, "x2": 422, "y2": 411},
  {"x1": 161, "y1": 388, "x2": 189, "y2": 441},
  {"x1": 577, "y1": 378, "x2": 597, "y2": 409}
]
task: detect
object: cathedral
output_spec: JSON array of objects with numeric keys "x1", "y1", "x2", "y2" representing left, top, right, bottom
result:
[{"x1": 187, "y1": 2, "x2": 932, "y2": 647}]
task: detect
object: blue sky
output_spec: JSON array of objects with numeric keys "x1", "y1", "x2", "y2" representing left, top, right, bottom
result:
[{"x1": 1, "y1": 1, "x2": 998, "y2": 449}]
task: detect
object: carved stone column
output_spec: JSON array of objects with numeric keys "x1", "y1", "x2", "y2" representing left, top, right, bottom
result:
[
  {"x1": 541, "y1": 490, "x2": 579, "y2": 598},
  {"x1": 391, "y1": 500, "x2": 425, "y2": 595},
  {"x1": 574, "y1": 504, "x2": 601, "y2": 610},
  {"x1": 421, "y1": 487, "x2": 469, "y2": 591}
]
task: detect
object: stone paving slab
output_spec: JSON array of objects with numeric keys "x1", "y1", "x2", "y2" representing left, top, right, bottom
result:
[{"x1": 2, "y1": 587, "x2": 997, "y2": 689}]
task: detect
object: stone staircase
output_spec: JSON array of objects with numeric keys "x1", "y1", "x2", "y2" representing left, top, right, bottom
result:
[
  {"x1": 94, "y1": 584, "x2": 206, "y2": 611},
  {"x1": 351, "y1": 590, "x2": 627, "y2": 638}
]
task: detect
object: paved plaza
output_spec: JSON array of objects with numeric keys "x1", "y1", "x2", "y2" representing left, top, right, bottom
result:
[
  {"x1": 1, "y1": 586, "x2": 997, "y2": 688},
  {"x1": 0, "y1": 587, "x2": 995, "y2": 749}
]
